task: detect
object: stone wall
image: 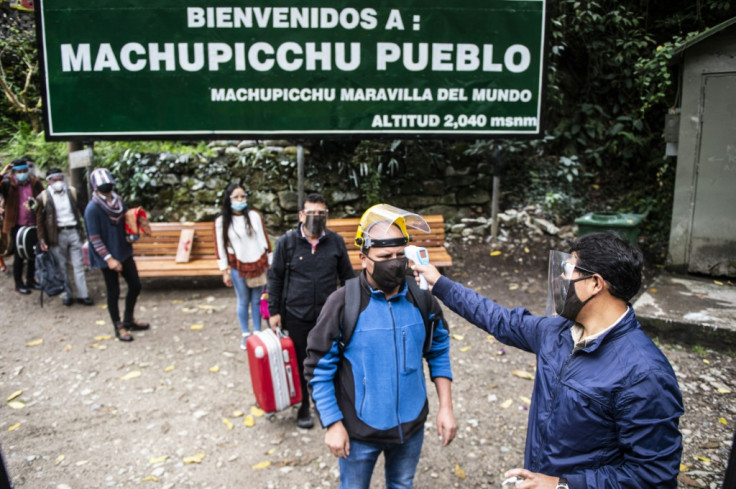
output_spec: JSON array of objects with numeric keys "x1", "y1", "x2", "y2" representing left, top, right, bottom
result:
[
  {"x1": 113, "y1": 139, "x2": 498, "y2": 238},
  {"x1": 0, "y1": 3, "x2": 34, "y2": 36},
  {"x1": 108, "y1": 139, "x2": 573, "y2": 244}
]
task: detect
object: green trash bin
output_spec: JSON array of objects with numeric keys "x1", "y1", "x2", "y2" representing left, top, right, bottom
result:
[{"x1": 574, "y1": 212, "x2": 644, "y2": 244}]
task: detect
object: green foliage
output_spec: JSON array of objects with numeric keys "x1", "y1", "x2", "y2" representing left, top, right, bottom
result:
[
  {"x1": 0, "y1": 15, "x2": 42, "y2": 132},
  {"x1": 467, "y1": 0, "x2": 736, "y2": 259},
  {"x1": 1, "y1": 121, "x2": 67, "y2": 171},
  {"x1": 93, "y1": 140, "x2": 214, "y2": 168},
  {"x1": 691, "y1": 344, "x2": 709, "y2": 358},
  {"x1": 636, "y1": 33, "x2": 694, "y2": 113},
  {"x1": 347, "y1": 140, "x2": 405, "y2": 203}
]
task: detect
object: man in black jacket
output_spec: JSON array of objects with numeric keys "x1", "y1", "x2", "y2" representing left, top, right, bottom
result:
[{"x1": 268, "y1": 193, "x2": 355, "y2": 428}]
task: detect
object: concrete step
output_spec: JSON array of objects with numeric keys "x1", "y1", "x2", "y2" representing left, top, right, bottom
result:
[{"x1": 634, "y1": 272, "x2": 736, "y2": 351}]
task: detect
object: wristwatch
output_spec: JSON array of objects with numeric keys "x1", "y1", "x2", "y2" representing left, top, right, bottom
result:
[{"x1": 555, "y1": 477, "x2": 569, "y2": 489}]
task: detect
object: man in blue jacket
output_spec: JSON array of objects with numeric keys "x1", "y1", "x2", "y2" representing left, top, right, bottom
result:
[
  {"x1": 305, "y1": 204, "x2": 457, "y2": 489},
  {"x1": 414, "y1": 231, "x2": 683, "y2": 489}
]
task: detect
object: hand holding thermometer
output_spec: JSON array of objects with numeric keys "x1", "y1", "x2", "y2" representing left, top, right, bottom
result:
[{"x1": 404, "y1": 245, "x2": 430, "y2": 289}]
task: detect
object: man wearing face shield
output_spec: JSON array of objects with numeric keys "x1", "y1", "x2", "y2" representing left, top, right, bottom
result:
[
  {"x1": 304, "y1": 204, "x2": 456, "y2": 489},
  {"x1": 413, "y1": 231, "x2": 683, "y2": 489},
  {"x1": 36, "y1": 168, "x2": 93, "y2": 306},
  {"x1": 0, "y1": 157, "x2": 45, "y2": 294},
  {"x1": 267, "y1": 193, "x2": 354, "y2": 429}
]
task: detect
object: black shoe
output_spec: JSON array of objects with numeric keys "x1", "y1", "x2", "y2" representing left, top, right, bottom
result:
[
  {"x1": 77, "y1": 297, "x2": 94, "y2": 306},
  {"x1": 123, "y1": 320, "x2": 150, "y2": 331},
  {"x1": 63, "y1": 297, "x2": 73, "y2": 306},
  {"x1": 29, "y1": 282, "x2": 42, "y2": 290},
  {"x1": 297, "y1": 416, "x2": 314, "y2": 429},
  {"x1": 15, "y1": 287, "x2": 31, "y2": 295}
]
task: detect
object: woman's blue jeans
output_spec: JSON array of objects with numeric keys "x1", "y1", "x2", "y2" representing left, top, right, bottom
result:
[
  {"x1": 230, "y1": 269, "x2": 262, "y2": 334},
  {"x1": 338, "y1": 428, "x2": 424, "y2": 489}
]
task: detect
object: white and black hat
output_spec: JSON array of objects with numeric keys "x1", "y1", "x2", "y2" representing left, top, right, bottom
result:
[{"x1": 89, "y1": 168, "x2": 116, "y2": 190}]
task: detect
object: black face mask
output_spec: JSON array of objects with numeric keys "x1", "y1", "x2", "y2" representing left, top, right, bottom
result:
[
  {"x1": 367, "y1": 256, "x2": 408, "y2": 292},
  {"x1": 97, "y1": 183, "x2": 114, "y2": 194},
  {"x1": 304, "y1": 215, "x2": 326, "y2": 236},
  {"x1": 559, "y1": 277, "x2": 595, "y2": 322}
]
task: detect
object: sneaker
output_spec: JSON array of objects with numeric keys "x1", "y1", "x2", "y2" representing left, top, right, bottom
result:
[{"x1": 240, "y1": 333, "x2": 250, "y2": 351}]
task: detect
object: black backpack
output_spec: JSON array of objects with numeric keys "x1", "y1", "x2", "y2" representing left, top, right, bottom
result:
[
  {"x1": 34, "y1": 244, "x2": 67, "y2": 306},
  {"x1": 339, "y1": 277, "x2": 440, "y2": 354}
]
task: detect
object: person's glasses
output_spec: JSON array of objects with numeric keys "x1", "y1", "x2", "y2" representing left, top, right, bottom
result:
[
  {"x1": 562, "y1": 261, "x2": 597, "y2": 279},
  {"x1": 303, "y1": 210, "x2": 328, "y2": 216},
  {"x1": 230, "y1": 193, "x2": 247, "y2": 201}
]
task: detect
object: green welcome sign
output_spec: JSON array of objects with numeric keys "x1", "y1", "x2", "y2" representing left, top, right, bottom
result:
[{"x1": 37, "y1": 0, "x2": 546, "y2": 139}]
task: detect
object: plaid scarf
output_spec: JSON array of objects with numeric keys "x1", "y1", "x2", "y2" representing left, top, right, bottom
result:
[{"x1": 92, "y1": 191, "x2": 125, "y2": 225}]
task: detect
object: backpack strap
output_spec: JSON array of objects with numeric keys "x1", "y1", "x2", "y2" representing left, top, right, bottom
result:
[
  {"x1": 339, "y1": 277, "x2": 440, "y2": 354},
  {"x1": 34, "y1": 244, "x2": 45, "y2": 307},
  {"x1": 339, "y1": 277, "x2": 361, "y2": 350},
  {"x1": 405, "y1": 279, "x2": 441, "y2": 354}
]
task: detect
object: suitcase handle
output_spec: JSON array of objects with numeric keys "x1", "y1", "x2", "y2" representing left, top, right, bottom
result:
[{"x1": 268, "y1": 327, "x2": 288, "y2": 339}]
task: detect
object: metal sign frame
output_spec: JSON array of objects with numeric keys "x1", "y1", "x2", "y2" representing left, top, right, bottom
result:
[{"x1": 36, "y1": 0, "x2": 547, "y2": 140}]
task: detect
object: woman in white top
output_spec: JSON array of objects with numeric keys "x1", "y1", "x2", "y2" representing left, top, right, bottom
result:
[{"x1": 215, "y1": 183, "x2": 271, "y2": 349}]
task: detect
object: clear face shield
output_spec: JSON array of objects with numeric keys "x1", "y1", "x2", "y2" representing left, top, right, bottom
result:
[
  {"x1": 355, "y1": 204, "x2": 430, "y2": 249},
  {"x1": 546, "y1": 250, "x2": 576, "y2": 317}
]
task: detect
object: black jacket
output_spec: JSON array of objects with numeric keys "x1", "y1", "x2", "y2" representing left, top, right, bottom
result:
[{"x1": 267, "y1": 224, "x2": 355, "y2": 323}]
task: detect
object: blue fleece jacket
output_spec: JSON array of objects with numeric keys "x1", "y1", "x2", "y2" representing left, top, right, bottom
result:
[{"x1": 305, "y1": 274, "x2": 452, "y2": 444}]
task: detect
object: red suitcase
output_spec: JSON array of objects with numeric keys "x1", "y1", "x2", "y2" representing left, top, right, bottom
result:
[{"x1": 246, "y1": 329, "x2": 302, "y2": 413}]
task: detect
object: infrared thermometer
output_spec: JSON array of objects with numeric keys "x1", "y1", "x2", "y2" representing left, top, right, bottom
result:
[{"x1": 405, "y1": 245, "x2": 430, "y2": 289}]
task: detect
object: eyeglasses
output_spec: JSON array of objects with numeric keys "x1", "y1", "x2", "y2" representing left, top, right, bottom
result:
[
  {"x1": 303, "y1": 209, "x2": 328, "y2": 217},
  {"x1": 230, "y1": 193, "x2": 247, "y2": 201},
  {"x1": 562, "y1": 261, "x2": 598, "y2": 279}
]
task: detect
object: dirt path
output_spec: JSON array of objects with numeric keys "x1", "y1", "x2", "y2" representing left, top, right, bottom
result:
[{"x1": 0, "y1": 240, "x2": 733, "y2": 488}]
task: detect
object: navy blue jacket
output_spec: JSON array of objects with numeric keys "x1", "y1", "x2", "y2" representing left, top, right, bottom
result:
[
  {"x1": 84, "y1": 200, "x2": 132, "y2": 269},
  {"x1": 432, "y1": 276, "x2": 683, "y2": 489},
  {"x1": 305, "y1": 273, "x2": 452, "y2": 444}
]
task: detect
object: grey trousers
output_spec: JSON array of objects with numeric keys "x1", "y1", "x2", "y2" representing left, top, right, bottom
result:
[{"x1": 50, "y1": 228, "x2": 89, "y2": 300}]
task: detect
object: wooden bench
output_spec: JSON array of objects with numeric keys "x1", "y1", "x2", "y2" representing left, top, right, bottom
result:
[
  {"x1": 133, "y1": 222, "x2": 220, "y2": 277},
  {"x1": 132, "y1": 215, "x2": 452, "y2": 277},
  {"x1": 326, "y1": 214, "x2": 452, "y2": 271}
]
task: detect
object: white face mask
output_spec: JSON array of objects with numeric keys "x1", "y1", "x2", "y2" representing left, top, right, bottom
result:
[{"x1": 50, "y1": 181, "x2": 65, "y2": 192}]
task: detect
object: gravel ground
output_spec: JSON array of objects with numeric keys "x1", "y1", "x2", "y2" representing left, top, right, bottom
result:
[{"x1": 0, "y1": 237, "x2": 734, "y2": 489}]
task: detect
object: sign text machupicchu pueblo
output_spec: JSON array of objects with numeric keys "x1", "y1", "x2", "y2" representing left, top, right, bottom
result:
[{"x1": 37, "y1": 1, "x2": 546, "y2": 140}]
